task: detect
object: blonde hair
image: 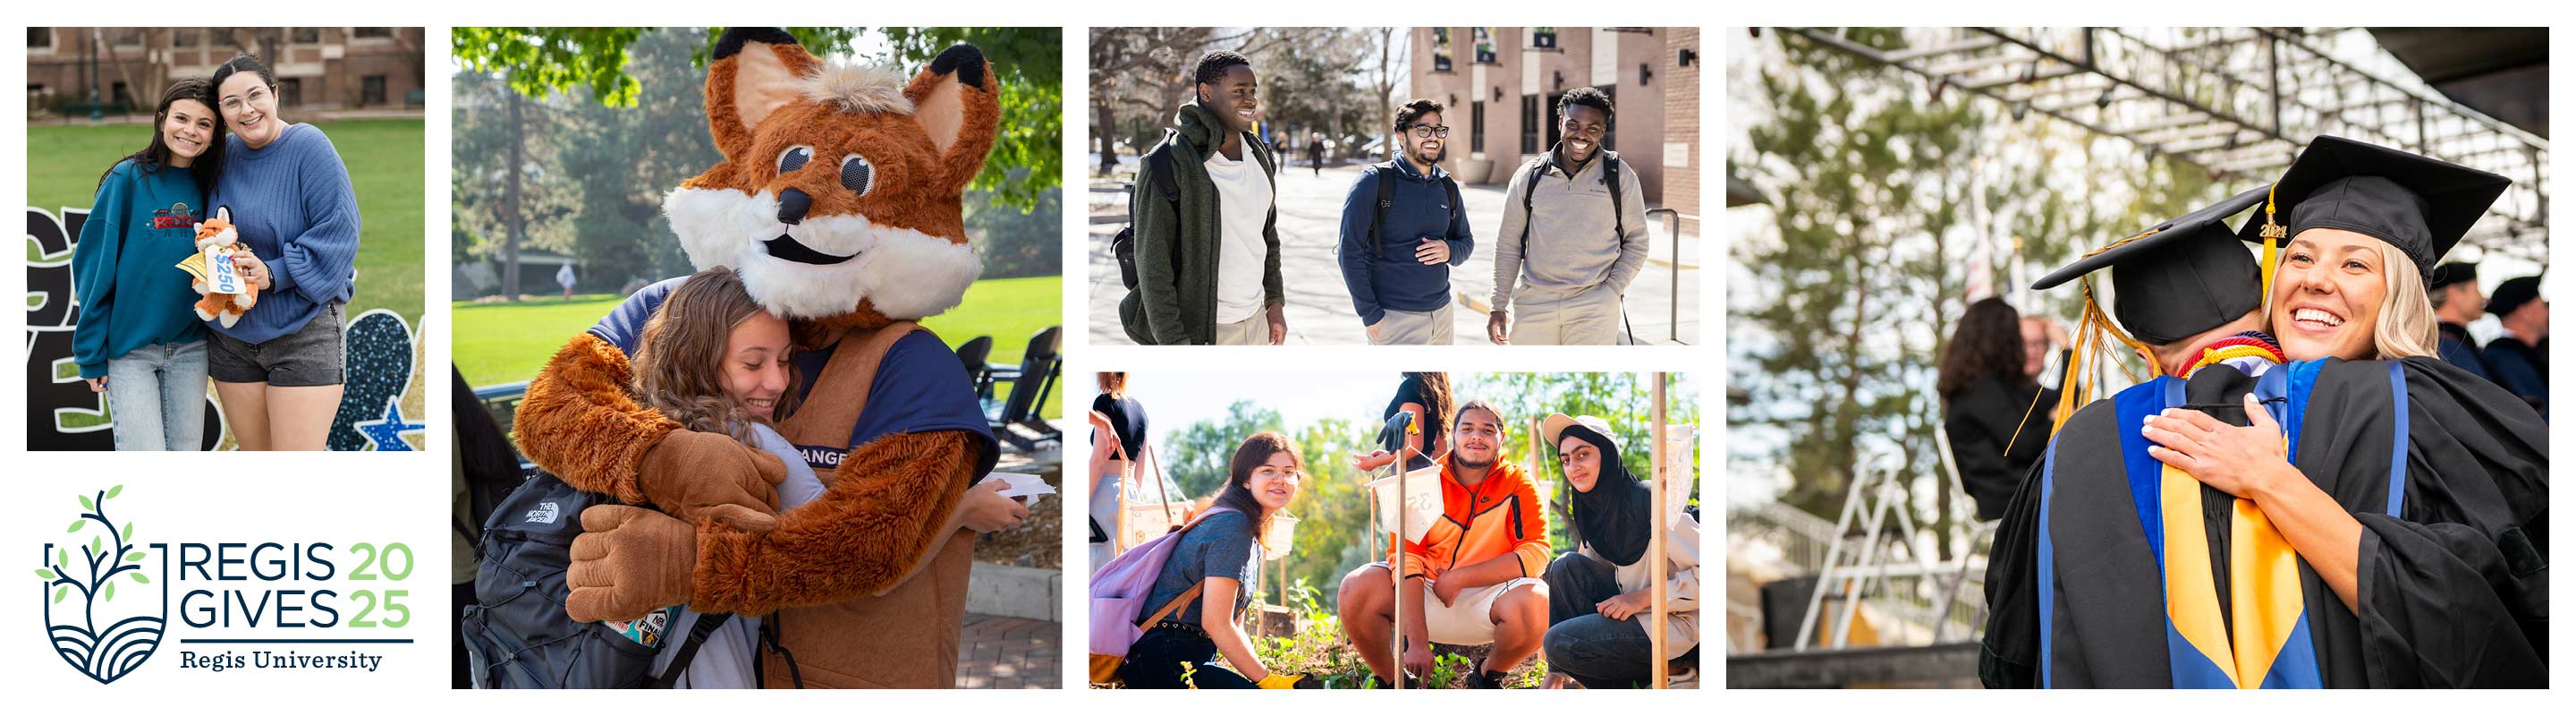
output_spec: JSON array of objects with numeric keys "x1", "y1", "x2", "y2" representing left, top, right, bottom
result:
[{"x1": 2372, "y1": 243, "x2": 2441, "y2": 360}]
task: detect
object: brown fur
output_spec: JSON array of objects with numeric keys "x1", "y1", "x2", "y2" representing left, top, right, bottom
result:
[
  {"x1": 688, "y1": 430, "x2": 980, "y2": 615},
  {"x1": 190, "y1": 212, "x2": 258, "y2": 322},
  {"x1": 513, "y1": 333, "x2": 680, "y2": 503}
]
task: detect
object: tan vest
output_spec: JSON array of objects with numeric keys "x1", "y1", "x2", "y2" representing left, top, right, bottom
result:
[{"x1": 761, "y1": 321, "x2": 976, "y2": 688}]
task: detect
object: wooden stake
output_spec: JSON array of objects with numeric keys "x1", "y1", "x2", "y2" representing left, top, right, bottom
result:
[{"x1": 1651, "y1": 373, "x2": 1670, "y2": 688}]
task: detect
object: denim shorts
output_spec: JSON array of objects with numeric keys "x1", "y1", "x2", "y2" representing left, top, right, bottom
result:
[{"x1": 208, "y1": 302, "x2": 345, "y2": 387}]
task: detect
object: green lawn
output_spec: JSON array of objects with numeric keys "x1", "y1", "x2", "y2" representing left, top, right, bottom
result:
[
  {"x1": 455, "y1": 274, "x2": 1064, "y2": 418},
  {"x1": 28, "y1": 119, "x2": 426, "y2": 328}
]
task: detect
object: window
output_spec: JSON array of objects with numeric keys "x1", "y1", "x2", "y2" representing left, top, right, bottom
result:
[
  {"x1": 291, "y1": 28, "x2": 320, "y2": 44},
  {"x1": 111, "y1": 82, "x2": 131, "y2": 106},
  {"x1": 1473, "y1": 28, "x2": 1496, "y2": 64},
  {"x1": 1432, "y1": 28, "x2": 1453, "y2": 72},
  {"x1": 108, "y1": 29, "x2": 143, "y2": 47},
  {"x1": 353, "y1": 27, "x2": 393, "y2": 39},
  {"x1": 278, "y1": 77, "x2": 302, "y2": 107},
  {"x1": 173, "y1": 30, "x2": 199, "y2": 47},
  {"x1": 1532, "y1": 28, "x2": 1559, "y2": 49},
  {"x1": 30, "y1": 28, "x2": 53, "y2": 49},
  {"x1": 1521, "y1": 95, "x2": 1541, "y2": 155},
  {"x1": 1471, "y1": 101, "x2": 1487, "y2": 154},
  {"x1": 362, "y1": 75, "x2": 386, "y2": 105}
]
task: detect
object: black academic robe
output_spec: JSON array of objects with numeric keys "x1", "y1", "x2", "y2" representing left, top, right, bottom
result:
[{"x1": 1982, "y1": 356, "x2": 2547, "y2": 688}]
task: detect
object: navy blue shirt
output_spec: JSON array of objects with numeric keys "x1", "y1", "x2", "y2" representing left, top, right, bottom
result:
[
  {"x1": 1139, "y1": 508, "x2": 1257, "y2": 626},
  {"x1": 1337, "y1": 161, "x2": 1472, "y2": 326},
  {"x1": 2481, "y1": 335, "x2": 2547, "y2": 416},
  {"x1": 2436, "y1": 323, "x2": 2492, "y2": 381},
  {"x1": 589, "y1": 277, "x2": 1000, "y2": 479}
]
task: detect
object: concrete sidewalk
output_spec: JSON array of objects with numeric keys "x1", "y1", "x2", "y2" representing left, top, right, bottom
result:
[{"x1": 1089, "y1": 162, "x2": 1699, "y2": 345}]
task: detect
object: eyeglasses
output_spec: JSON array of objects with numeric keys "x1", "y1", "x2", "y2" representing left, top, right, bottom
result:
[
  {"x1": 1408, "y1": 125, "x2": 1451, "y2": 139},
  {"x1": 219, "y1": 85, "x2": 271, "y2": 116}
]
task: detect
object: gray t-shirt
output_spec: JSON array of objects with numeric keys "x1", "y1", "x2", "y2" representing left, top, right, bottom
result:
[{"x1": 1138, "y1": 509, "x2": 1258, "y2": 626}]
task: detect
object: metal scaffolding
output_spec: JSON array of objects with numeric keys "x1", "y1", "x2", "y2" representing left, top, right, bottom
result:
[{"x1": 1782, "y1": 27, "x2": 2550, "y2": 263}]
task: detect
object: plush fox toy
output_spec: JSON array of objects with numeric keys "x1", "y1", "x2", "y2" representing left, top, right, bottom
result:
[
  {"x1": 182, "y1": 207, "x2": 258, "y2": 327},
  {"x1": 512, "y1": 28, "x2": 1001, "y2": 688}
]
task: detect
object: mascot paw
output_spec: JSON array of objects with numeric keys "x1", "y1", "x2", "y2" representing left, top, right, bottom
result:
[
  {"x1": 565, "y1": 505, "x2": 699, "y2": 623},
  {"x1": 216, "y1": 311, "x2": 242, "y2": 328},
  {"x1": 194, "y1": 306, "x2": 216, "y2": 321}
]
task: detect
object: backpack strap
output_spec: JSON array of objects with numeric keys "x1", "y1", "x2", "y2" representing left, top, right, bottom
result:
[
  {"x1": 1148, "y1": 141, "x2": 1181, "y2": 205},
  {"x1": 647, "y1": 612, "x2": 735, "y2": 688},
  {"x1": 1441, "y1": 175, "x2": 1463, "y2": 239},
  {"x1": 1137, "y1": 583, "x2": 1207, "y2": 628},
  {"x1": 1518, "y1": 158, "x2": 1549, "y2": 253},
  {"x1": 1603, "y1": 154, "x2": 1625, "y2": 239},
  {"x1": 1367, "y1": 162, "x2": 1400, "y2": 259},
  {"x1": 775, "y1": 320, "x2": 928, "y2": 450}
]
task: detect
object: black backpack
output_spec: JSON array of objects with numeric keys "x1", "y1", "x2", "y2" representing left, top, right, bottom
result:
[
  {"x1": 1114, "y1": 140, "x2": 1181, "y2": 292},
  {"x1": 1362, "y1": 161, "x2": 1463, "y2": 259},
  {"x1": 459, "y1": 472, "x2": 734, "y2": 688}
]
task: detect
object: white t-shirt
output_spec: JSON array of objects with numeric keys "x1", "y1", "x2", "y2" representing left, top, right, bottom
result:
[
  {"x1": 1204, "y1": 149, "x2": 1273, "y2": 324},
  {"x1": 652, "y1": 422, "x2": 824, "y2": 688}
]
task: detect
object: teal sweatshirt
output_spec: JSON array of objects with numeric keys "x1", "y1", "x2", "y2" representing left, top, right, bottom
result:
[{"x1": 72, "y1": 158, "x2": 211, "y2": 379}]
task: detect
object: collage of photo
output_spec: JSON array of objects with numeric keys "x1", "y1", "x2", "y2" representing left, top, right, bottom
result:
[{"x1": 11, "y1": 21, "x2": 2554, "y2": 697}]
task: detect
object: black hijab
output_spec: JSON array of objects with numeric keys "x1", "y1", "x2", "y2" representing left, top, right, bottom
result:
[{"x1": 1563, "y1": 423, "x2": 1655, "y2": 567}]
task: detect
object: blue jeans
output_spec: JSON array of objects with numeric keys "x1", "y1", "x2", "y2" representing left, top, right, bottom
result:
[
  {"x1": 1543, "y1": 551, "x2": 1657, "y2": 688},
  {"x1": 105, "y1": 341, "x2": 209, "y2": 450}
]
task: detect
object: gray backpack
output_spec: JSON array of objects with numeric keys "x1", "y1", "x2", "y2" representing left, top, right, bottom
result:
[{"x1": 459, "y1": 473, "x2": 734, "y2": 688}]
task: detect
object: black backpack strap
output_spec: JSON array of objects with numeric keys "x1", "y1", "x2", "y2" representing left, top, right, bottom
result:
[
  {"x1": 1366, "y1": 161, "x2": 1401, "y2": 259},
  {"x1": 1518, "y1": 159, "x2": 1549, "y2": 253},
  {"x1": 1604, "y1": 155, "x2": 1625, "y2": 239},
  {"x1": 1441, "y1": 175, "x2": 1463, "y2": 237},
  {"x1": 647, "y1": 612, "x2": 734, "y2": 688},
  {"x1": 1148, "y1": 141, "x2": 1181, "y2": 205}
]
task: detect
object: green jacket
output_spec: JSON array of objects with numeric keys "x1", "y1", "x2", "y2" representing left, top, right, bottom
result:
[{"x1": 1122, "y1": 102, "x2": 1280, "y2": 345}]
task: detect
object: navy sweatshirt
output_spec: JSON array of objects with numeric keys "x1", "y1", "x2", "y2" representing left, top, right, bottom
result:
[{"x1": 1337, "y1": 160, "x2": 1473, "y2": 326}]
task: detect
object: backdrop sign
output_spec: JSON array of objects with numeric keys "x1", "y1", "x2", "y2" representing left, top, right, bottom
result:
[{"x1": 25, "y1": 207, "x2": 425, "y2": 451}]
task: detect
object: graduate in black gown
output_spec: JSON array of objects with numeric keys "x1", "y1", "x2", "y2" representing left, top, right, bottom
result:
[{"x1": 1982, "y1": 137, "x2": 2547, "y2": 688}]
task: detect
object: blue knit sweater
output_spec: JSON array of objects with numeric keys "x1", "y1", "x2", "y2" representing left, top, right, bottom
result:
[
  {"x1": 205, "y1": 123, "x2": 360, "y2": 344},
  {"x1": 1336, "y1": 160, "x2": 1472, "y2": 326},
  {"x1": 72, "y1": 159, "x2": 211, "y2": 379}
]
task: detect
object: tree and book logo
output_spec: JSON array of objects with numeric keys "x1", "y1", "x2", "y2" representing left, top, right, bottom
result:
[{"x1": 37, "y1": 485, "x2": 163, "y2": 684}]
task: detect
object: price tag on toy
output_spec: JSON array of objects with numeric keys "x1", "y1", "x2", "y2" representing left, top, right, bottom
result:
[{"x1": 204, "y1": 246, "x2": 243, "y2": 294}]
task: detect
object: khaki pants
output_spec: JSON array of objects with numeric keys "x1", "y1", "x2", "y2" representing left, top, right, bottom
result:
[
  {"x1": 1369, "y1": 303, "x2": 1454, "y2": 345},
  {"x1": 1508, "y1": 283, "x2": 1623, "y2": 345},
  {"x1": 1212, "y1": 312, "x2": 1269, "y2": 345}
]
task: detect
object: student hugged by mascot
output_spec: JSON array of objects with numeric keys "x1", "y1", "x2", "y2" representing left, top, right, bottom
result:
[{"x1": 512, "y1": 27, "x2": 1004, "y2": 688}]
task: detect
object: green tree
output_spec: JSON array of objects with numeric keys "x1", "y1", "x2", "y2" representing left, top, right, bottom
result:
[{"x1": 453, "y1": 27, "x2": 1058, "y2": 211}]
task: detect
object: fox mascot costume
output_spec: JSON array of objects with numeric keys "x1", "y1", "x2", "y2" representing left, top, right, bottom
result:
[{"x1": 513, "y1": 28, "x2": 1000, "y2": 688}]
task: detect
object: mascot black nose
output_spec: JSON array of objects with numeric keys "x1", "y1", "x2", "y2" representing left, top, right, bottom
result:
[{"x1": 777, "y1": 188, "x2": 812, "y2": 226}]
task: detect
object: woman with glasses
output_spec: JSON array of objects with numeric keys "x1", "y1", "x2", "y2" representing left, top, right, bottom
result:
[
  {"x1": 202, "y1": 54, "x2": 362, "y2": 450},
  {"x1": 1337, "y1": 98, "x2": 1473, "y2": 345}
]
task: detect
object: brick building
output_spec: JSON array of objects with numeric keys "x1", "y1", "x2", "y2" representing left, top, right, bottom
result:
[
  {"x1": 28, "y1": 28, "x2": 425, "y2": 116},
  {"x1": 1408, "y1": 26, "x2": 1698, "y2": 217}
]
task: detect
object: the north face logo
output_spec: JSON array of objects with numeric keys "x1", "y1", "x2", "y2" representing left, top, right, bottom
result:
[{"x1": 523, "y1": 502, "x2": 560, "y2": 524}]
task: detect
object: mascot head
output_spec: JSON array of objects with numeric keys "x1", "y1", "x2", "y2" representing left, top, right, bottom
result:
[{"x1": 665, "y1": 28, "x2": 998, "y2": 328}]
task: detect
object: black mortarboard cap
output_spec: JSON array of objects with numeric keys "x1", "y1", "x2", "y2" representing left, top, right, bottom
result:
[
  {"x1": 2031, "y1": 185, "x2": 2269, "y2": 345},
  {"x1": 2428, "y1": 262, "x2": 2480, "y2": 292},
  {"x1": 2239, "y1": 135, "x2": 2511, "y2": 280},
  {"x1": 2487, "y1": 275, "x2": 2543, "y2": 317}
]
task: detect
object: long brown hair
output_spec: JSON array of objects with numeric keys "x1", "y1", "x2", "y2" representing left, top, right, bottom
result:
[
  {"x1": 632, "y1": 268, "x2": 799, "y2": 443},
  {"x1": 1213, "y1": 431, "x2": 1302, "y2": 542},
  {"x1": 1097, "y1": 371, "x2": 1127, "y2": 397},
  {"x1": 1409, "y1": 371, "x2": 1454, "y2": 456}
]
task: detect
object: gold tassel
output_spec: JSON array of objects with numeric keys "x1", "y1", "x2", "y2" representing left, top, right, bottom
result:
[
  {"x1": 2044, "y1": 228, "x2": 2165, "y2": 434},
  {"x1": 2258, "y1": 183, "x2": 2286, "y2": 308}
]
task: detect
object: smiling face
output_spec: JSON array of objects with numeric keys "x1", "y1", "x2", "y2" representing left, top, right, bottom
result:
[
  {"x1": 1561, "y1": 104, "x2": 1608, "y2": 164},
  {"x1": 160, "y1": 98, "x2": 216, "y2": 164},
  {"x1": 1246, "y1": 451, "x2": 1302, "y2": 511},
  {"x1": 719, "y1": 310, "x2": 792, "y2": 419},
  {"x1": 665, "y1": 38, "x2": 998, "y2": 326},
  {"x1": 1199, "y1": 64, "x2": 1259, "y2": 133},
  {"x1": 216, "y1": 72, "x2": 281, "y2": 149},
  {"x1": 1451, "y1": 405, "x2": 1502, "y2": 469},
  {"x1": 2270, "y1": 228, "x2": 2390, "y2": 361},
  {"x1": 1559, "y1": 435, "x2": 1604, "y2": 493},
  {"x1": 1402, "y1": 110, "x2": 1446, "y2": 166}
]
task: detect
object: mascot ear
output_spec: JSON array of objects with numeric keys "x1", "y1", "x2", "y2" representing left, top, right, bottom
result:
[
  {"x1": 902, "y1": 44, "x2": 1001, "y2": 198},
  {"x1": 705, "y1": 28, "x2": 823, "y2": 161}
]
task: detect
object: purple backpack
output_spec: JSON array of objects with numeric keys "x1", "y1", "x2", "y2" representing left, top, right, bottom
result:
[{"x1": 1086, "y1": 506, "x2": 1238, "y2": 684}]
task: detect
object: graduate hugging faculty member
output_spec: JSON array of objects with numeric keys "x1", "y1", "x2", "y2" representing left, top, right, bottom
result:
[{"x1": 1981, "y1": 136, "x2": 2547, "y2": 688}]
